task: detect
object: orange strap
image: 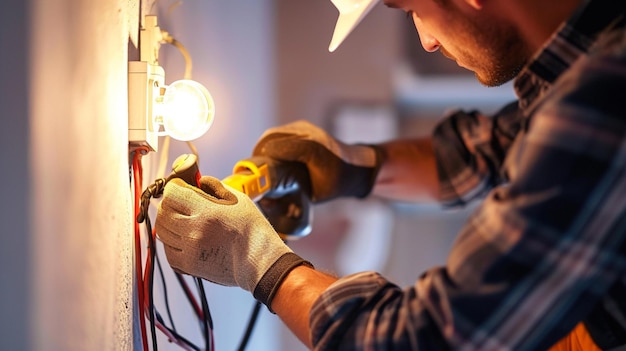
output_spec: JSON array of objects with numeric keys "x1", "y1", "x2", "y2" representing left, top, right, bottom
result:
[{"x1": 547, "y1": 322, "x2": 602, "y2": 351}]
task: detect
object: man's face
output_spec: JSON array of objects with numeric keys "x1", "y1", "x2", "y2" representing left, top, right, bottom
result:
[{"x1": 386, "y1": 0, "x2": 532, "y2": 86}]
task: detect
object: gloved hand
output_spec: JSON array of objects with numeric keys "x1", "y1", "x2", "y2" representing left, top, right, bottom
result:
[
  {"x1": 155, "y1": 176, "x2": 312, "y2": 309},
  {"x1": 253, "y1": 120, "x2": 384, "y2": 203},
  {"x1": 256, "y1": 157, "x2": 313, "y2": 239}
]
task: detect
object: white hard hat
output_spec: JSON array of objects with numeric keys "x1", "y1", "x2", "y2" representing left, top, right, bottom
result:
[{"x1": 329, "y1": 0, "x2": 380, "y2": 52}]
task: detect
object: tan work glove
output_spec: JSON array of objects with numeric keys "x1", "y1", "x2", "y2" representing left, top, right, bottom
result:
[
  {"x1": 156, "y1": 176, "x2": 312, "y2": 309},
  {"x1": 253, "y1": 120, "x2": 383, "y2": 203}
]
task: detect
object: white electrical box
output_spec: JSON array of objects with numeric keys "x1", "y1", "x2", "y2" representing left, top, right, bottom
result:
[
  {"x1": 128, "y1": 61, "x2": 164, "y2": 152},
  {"x1": 128, "y1": 15, "x2": 164, "y2": 152}
]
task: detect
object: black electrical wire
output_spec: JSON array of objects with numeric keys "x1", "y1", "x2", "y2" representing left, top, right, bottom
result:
[
  {"x1": 196, "y1": 278, "x2": 213, "y2": 351},
  {"x1": 142, "y1": 175, "x2": 267, "y2": 351},
  {"x1": 175, "y1": 272, "x2": 204, "y2": 320},
  {"x1": 153, "y1": 309, "x2": 202, "y2": 351},
  {"x1": 237, "y1": 300, "x2": 263, "y2": 351},
  {"x1": 137, "y1": 178, "x2": 166, "y2": 223},
  {"x1": 140, "y1": 177, "x2": 218, "y2": 351},
  {"x1": 154, "y1": 239, "x2": 204, "y2": 351},
  {"x1": 155, "y1": 252, "x2": 177, "y2": 332},
  {"x1": 145, "y1": 215, "x2": 159, "y2": 351}
]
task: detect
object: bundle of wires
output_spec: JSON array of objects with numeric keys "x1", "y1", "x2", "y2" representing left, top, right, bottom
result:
[
  {"x1": 131, "y1": 149, "x2": 263, "y2": 351},
  {"x1": 132, "y1": 149, "x2": 214, "y2": 351}
]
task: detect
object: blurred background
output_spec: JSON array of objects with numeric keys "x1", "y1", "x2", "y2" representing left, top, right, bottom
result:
[{"x1": 0, "y1": 0, "x2": 514, "y2": 350}]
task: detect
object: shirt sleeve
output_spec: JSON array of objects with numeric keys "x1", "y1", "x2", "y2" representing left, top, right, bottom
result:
[
  {"x1": 309, "y1": 44, "x2": 626, "y2": 350},
  {"x1": 432, "y1": 101, "x2": 523, "y2": 206}
]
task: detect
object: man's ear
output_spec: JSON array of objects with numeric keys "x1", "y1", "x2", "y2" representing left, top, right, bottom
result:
[{"x1": 464, "y1": 0, "x2": 483, "y2": 10}]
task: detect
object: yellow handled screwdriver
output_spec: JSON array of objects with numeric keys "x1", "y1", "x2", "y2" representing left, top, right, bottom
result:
[
  {"x1": 170, "y1": 154, "x2": 271, "y2": 201},
  {"x1": 221, "y1": 157, "x2": 271, "y2": 202}
]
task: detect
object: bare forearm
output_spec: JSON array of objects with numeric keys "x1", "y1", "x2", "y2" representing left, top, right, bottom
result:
[
  {"x1": 373, "y1": 137, "x2": 441, "y2": 202},
  {"x1": 271, "y1": 266, "x2": 338, "y2": 349}
]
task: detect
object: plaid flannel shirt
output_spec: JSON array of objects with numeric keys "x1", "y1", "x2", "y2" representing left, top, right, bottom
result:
[{"x1": 309, "y1": 0, "x2": 626, "y2": 350}]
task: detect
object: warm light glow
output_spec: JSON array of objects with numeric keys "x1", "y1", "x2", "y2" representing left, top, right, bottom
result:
[{"x1": 155, "y1": 79, "x2": 215, "y2": 141}]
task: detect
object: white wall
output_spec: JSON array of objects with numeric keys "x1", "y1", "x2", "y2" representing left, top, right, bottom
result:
[
  {"x1": 0, "y1": 0, "x2": 137, "y2": 349},
  {"x1": 29, "y1": 0, "x2": 137, "y2": 349}
]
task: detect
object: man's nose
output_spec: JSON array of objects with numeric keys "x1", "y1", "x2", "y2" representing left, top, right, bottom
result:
[{"x1": 413, "y1": 13, "x2": 440, "y2": 52}]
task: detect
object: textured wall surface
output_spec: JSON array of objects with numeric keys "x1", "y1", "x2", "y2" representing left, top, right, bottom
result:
[{"x1": 29, "y1": 0, "x2": 136, "y2": 349}]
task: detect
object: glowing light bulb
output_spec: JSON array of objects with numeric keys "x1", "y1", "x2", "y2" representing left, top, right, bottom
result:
[{"x1": 157, "y1": 80, "x2": 215, "y2": 141}]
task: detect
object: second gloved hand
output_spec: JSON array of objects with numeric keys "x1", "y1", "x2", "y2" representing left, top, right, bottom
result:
[
  {"x1": 253, "y1": 120, "x2": 383, "y2": 203},
  {"x1": 156, "y1": 176, "x2": 312, "y2": 309}
]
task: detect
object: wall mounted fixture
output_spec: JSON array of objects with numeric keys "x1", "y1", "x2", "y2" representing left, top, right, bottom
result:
[
  {"x1": 128, "y1": 15, "x2": 214, "y2": 152},
  {"x1": 156, "y1": 79, "x2": 215, "y2": 142}
]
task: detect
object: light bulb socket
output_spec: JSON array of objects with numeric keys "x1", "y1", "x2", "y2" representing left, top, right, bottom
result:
[{"x1": 156, "y1": 79, "x2": 215, "y2": 141}]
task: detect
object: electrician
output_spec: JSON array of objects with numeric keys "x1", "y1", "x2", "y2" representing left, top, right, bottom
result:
[{"x1": 156, "y1": 0, "x2": 626, "y2": 349}]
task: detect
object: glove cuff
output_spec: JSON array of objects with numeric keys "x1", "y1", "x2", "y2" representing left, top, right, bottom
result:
[
  {"x1": 355, "y1": 143, "x2": 385, "y2": 198},
  {"x1": 253, "y1": 252, "x2": 314, "y2": 312}
]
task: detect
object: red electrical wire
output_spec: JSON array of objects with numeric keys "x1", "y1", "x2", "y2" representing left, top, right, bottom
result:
[
  {"x1": 135, "y1": 152, "x2": 200, "y2": 351},
  {"x1": 132, "y1": 148, "x2": 217, "y2": 351},
  {"x1": 132, "y1": 150, "x2": 149, "y2": 351},
  {"x1": 146, "y1": 227, "x2": 197, "y2": 351}
]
